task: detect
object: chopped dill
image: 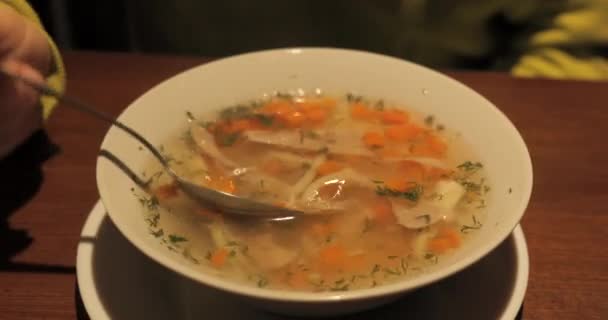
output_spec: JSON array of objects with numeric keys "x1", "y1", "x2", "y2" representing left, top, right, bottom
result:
[
  {"x1": 460, "y1": 215, "x2": 483, "y2": 234},
  {"x1": 186, "y1": 111, "x2": 195, "y2": 121},
  {"x1": 424, "y1": 253, "x2": 439, "y2": 264},
  {"x1": 216, "y1": 132, "x2": 240, "y2": 146},
  {"x1": 457, "y1": 161, "x2": 483, "y2": 172},
  {"x1": 375, "y1": 184, "x2": 423, "y2": 202},
  {"x1": 150, "y1": 228, "x2": 164, "y2": 238},
  {"x1": 346, "y1": 93, "x2": 363, "y2": 103},
  {"x1": 168, "y1": 234, "x2": 188, "y2": 244}
]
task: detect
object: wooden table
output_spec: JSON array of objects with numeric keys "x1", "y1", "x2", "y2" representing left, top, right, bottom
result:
[{"x1": 0, "y1": 51, "x2": 606, "y2": 319}]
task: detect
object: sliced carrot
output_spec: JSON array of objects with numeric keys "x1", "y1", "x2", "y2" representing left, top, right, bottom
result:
[
  {"x1": 428, "y1": 238, "x2": 453, "y2": 254},
  {"x1": 371, "y1": 197, "x2": 396, "y2": 224},
  {"x1": 362, "y1": 131, "x2": 385, "y2": 149},
  {"x1": 316, "y1": 160, "x2": 343, "y2": 176},
  {"x1": 397, "y1": 160, "x2": 426, "y2": 185},
  {"x1": 380, "y1": 109, "x2": 409, "y2": 125},
  {"x1": 303, "y1": 107, "x2": 328, "y2": 123},
  {"x1": 411, "y1": 134, "x2": 447, "y2": 158},
  {"x1": 428, "y1": 227, "x2": 461, "y2": 254},
  {"x1": 210, "y1": 248, "x2": 229, "y2": 268},
  {"x1": 426, "y1": 134, "x2": 448, "y2": 156},
  {"x1": 260, "y1": 100, "x2": 293, "y2": 116},
  {"x1": 228, "y1": 118, "x2": 263, "y2": 132},
  {"x1": 207, "y1": 175, "x2": 236, "y2": 194},
  {"x1": 384, "y1": 124, "x2": 424, "y2": 142},
  {"x1": 385, "y1": 176, "x2": 411, "y2": 192},
  {"x1": 437, "y1": 227, "x2": 461, "y2": 246},
  {"x1": 281, "y1": 111, "x2": 306, "y2": 127},
  {"x1": 350, "y1": 103, "x2": 375, "y2": 120},
  {"x1": 153, "y1": 183, "x2": 179, "y2": 200},
  {"x1": 318, "y1": 244, "x2": 347, "y2": 270}
]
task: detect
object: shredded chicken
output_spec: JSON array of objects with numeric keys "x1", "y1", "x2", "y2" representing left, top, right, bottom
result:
[
  {"x1": 190, "y1": 124, "x2": 238, "y2": 168},
  {"x1": 392, "y1": 180, "x2": 465, "y2": 229},
  {"x1": 247, "y1": 234, "x2": 296, "y2": 270}
]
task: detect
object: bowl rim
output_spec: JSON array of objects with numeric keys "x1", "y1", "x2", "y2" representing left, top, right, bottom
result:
[{"x1": 96, "y1": 47, "x2": 533, "y2": 303}]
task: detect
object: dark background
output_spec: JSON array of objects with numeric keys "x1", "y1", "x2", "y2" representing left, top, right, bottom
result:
[{"x1": 29, "y1": 0, "x2": 131, "y2": 51}]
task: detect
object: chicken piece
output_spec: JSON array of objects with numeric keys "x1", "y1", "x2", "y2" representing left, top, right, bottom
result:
[{"x1": 247, "y1": 234, "x2": 296, "y2": 270}]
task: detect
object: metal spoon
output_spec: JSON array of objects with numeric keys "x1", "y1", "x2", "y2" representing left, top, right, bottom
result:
[{"x1": 0, "y1": 68, "x2": 303, "y2": 220}]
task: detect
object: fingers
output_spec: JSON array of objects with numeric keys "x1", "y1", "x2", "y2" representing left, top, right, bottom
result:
[
  {"x1": 0, "y1": 59, "x2": 42, "y2": 158},
  {"x1": 0, "y1": 59, "x2": 43, "y2": 113},
  {"x1": 0, "y1": 4, "x2": 52, "y2": 77}
]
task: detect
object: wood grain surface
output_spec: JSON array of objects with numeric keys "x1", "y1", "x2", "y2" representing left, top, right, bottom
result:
[{"x1": 0, "y1": 51, "x2": 606, "y2": 319}]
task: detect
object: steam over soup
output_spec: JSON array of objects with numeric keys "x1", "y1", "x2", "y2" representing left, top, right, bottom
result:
[{"x1": 136, "y1": 92, "x2": 489, "y2": 292}]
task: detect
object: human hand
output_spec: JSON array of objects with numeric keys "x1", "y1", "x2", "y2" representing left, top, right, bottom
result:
[{"x1": 0, "y1": 4, "x2": 52, "y2": 158}]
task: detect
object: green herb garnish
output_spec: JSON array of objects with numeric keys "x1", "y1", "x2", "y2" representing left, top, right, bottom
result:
[
  {"x1": 217, "y1": 132, "x2": 240, "y2": 146},
  {"x1": 375, "y1": 184, "x2": 423, "y2": 202},
  {"x1": 461, "y1": 215, "x2": 483, "y2": 234},
  {"x1": 457, "y1": 161, "x2": 483, "y2": 172},
  {"x1": 168, "y1": 234, "x2": 188, "y2": 244}
]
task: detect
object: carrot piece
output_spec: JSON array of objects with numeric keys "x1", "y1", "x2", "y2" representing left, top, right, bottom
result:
[
  {"x1": 371, "y1": 197, "x2": 396, "y2": 224},
  {"x1": 350, "y1": 103, "x2": 374, "y2": 120},
  {"x1": 210, "y1": 248, "x2": 229, "y2": 268},
  {"x1": 428, "y1": 227, "x2": 461, "y2": 254},
  {"x1": 260, "y1": 100, "x2": 293, "y2": 116},
  {"x1": 426, "y1": 134, "x2": 448, "y2": 156},
  {"x1": 153, "y1": 183, "x2": 179, "y2": 200},
  {"x1": 318, "y1": 244, "x2": 347, "y2": 269},
  {"x1": 411, "y1": 134, "x2": 447, "y2": 158},
  {"x1": 316, "y1": 160, "x2": 343, "y2": 176},
  {"x1": 362, "y1": 131, "x2": 385, "y2": 149},
  {"x1": 378, "y1": 148, "x2": 401, "y2": 158},
  {"x1": 227, "y1": 119, "x2": 262, "y2": 132},
  {"x1": 397, "y1": 160, "x2": 426, "y2": 184},
  {"x1": 438, "y1": 227, "x2": 461, "y2": 246},
  {"x1": 303, "y1": 107, "x2": 328, "y2": 123},
  {"x1": 385, "y1": 176, "x2": 411, "y2": 192},
  {"x1": 380, "y1": 109, "x2": 409, "y2": 125},
  {"x1": 384, "y1": 124, "x2": 424, "y2": 142},
  {"x1": 428, "y1": 238, "x2": 453, "y2": 254},
  {"x1": 208, "y1": 176, "x2": 236, "y2": 194},
  {"x1": 281, "y1": 111, "x2": 306, "y2": 127}
]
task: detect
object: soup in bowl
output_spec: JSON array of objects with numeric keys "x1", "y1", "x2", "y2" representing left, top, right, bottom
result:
[{"x1": 96, "y1": 48, "x2": 532, "y2": 316}]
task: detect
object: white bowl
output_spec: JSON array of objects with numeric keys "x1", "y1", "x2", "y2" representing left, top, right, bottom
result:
[{"x1": 96, "y1": 48, "x2": 533, "y2": 316}]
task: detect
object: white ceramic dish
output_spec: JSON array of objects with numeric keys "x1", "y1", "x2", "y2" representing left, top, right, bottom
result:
[
  {"x1": 96, "y1": 48, "x2": 533, "y2": 315},
  {"x1": 77, "y1": 201, "x2": 528, "y2": 320}
]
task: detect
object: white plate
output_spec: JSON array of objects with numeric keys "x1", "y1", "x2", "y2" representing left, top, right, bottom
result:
[{"x1": 77, "y1": 201, "x2": 528, "y2": 319}]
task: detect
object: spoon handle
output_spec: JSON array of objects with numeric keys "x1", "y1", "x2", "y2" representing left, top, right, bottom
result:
[{"x1": 0, "y1": 67, "x2": 173, "y2": 176}]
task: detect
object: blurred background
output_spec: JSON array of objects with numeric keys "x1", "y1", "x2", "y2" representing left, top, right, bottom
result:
[{"x1": 26, "y1": 0, "x2": 608, "y2": 79}]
